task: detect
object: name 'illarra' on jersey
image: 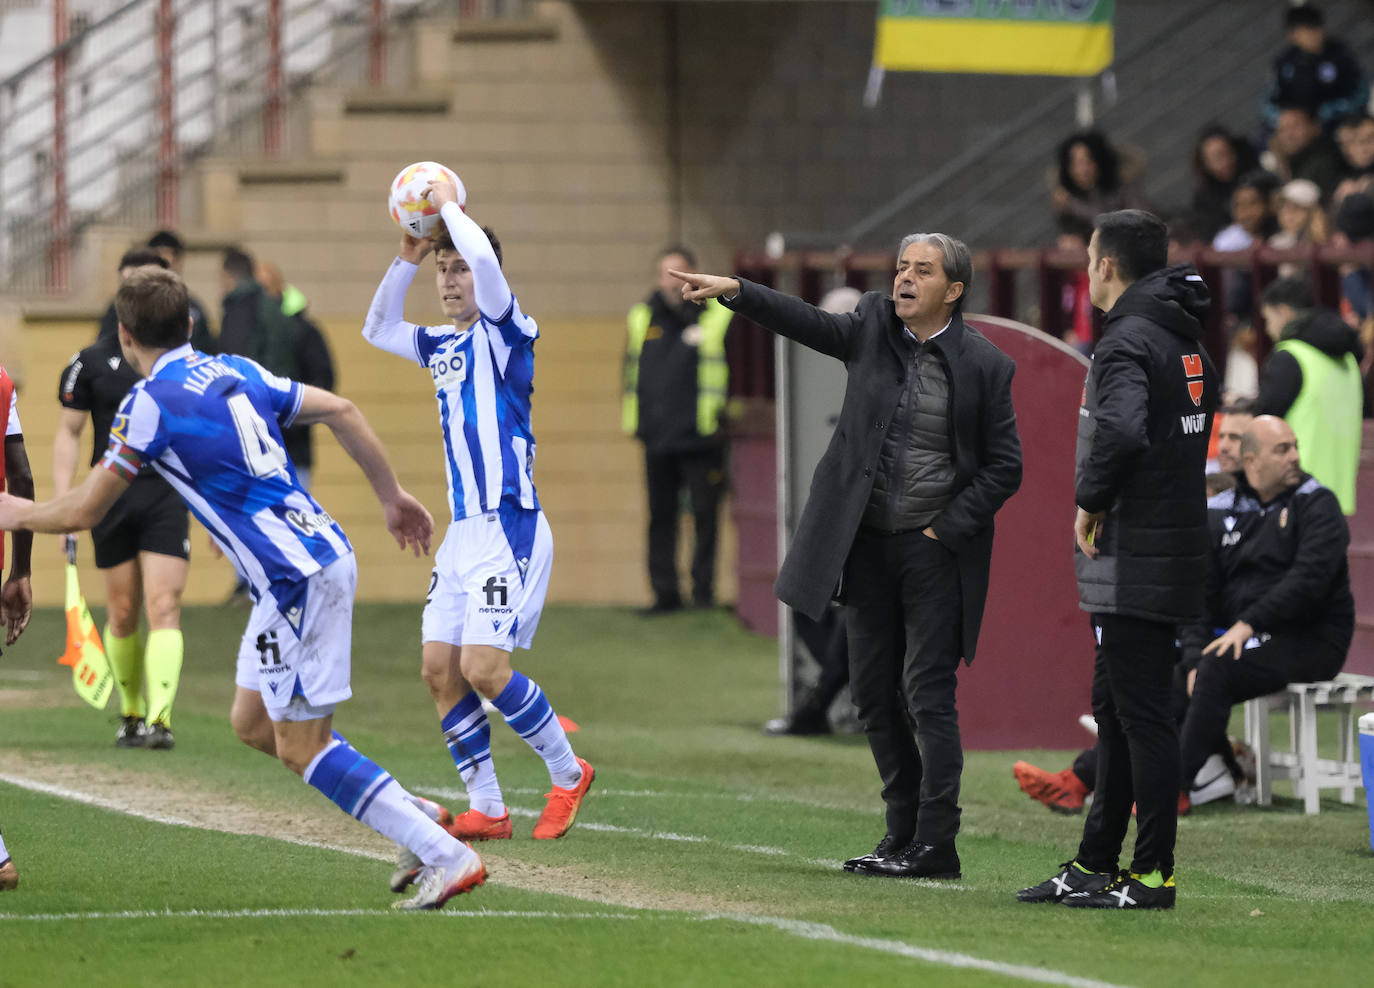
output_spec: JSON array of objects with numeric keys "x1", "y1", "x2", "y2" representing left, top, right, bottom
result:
[{"x1": 103, "y1": 346, "x2": 351, "y2": 598}]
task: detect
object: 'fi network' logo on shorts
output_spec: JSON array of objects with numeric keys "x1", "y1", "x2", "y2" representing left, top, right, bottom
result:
[{"x1": 483, "y1": 576, "x2": 508, "y2": 607}]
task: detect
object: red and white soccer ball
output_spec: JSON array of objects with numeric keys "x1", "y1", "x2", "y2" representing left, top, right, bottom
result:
[{"x1": 388, "y1": 161, "x2": 465, "y2": 238}]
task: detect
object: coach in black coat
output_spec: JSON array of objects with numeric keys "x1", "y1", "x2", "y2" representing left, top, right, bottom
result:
[{"x1": 673, "y1": 235, "x2": 1021, "y2": 880}]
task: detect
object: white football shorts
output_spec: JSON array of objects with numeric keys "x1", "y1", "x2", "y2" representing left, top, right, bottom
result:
[
  {"x1": 235, "y1": 554, "x2": 356, "y2": 721},
  {"x1": 422, "y1": 504, "x2": 552, "y2": 652}
]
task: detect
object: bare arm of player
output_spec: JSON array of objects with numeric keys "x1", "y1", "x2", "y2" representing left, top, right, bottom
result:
[
  {"x1": 670, "y1": 269, "x2": 741, "y2": 303},
  {"x1": 51, "y1": 407, "x2": 86, "y2": 500},
  {"x1": 2, "y1": 436, "x2": 34, "y2": 645},
  {"x1": 293, "y1": 385, "x2": 433, "y2": 558},
  {"x1": 0, "y1": 462, "x2": 128, "y2": 536}
]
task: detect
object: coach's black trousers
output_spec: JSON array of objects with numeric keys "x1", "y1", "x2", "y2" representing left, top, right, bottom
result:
[
  {"x1": 645, "y1": 446, "x2": 724, "y2": 607},
  {"x1": 1077, "y1": 614, "x2": 1180, "y2": 877},
  {"x1": 1179, "y1": 628, "x2": 1346, "y2": 789},
  {"x1": 843, "y1": 528, "x2": 964, "y2": 846}
]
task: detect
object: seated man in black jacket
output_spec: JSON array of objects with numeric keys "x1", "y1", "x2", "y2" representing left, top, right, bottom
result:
[{"x1": 1178, "y1": 415, "x2": 1353, "y2": 793}]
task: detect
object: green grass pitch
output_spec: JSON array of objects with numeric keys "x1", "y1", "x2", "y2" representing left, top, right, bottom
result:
[{"x1": 1, "y1": 602, "x2": 1372, "y2": 987}]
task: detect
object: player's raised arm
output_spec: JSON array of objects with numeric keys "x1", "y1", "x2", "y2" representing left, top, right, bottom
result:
[
  {"x1": 294, "y1": 385, "x2": 433, "y2": 557},
  {"x1": 429, "y1": 181, "x2": 513, "y2": 322},
  {"x1": 361, "y1": 234, "x2": 430, "y2": 360}
]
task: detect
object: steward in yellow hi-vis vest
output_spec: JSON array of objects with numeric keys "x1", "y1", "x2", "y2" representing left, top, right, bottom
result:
[
  {"x1": 1257, "y1": 279, "x2": 1365, "y2": 516},
  {"x1": 622, "y1": 248, "x2": 732, "y2": 613}
]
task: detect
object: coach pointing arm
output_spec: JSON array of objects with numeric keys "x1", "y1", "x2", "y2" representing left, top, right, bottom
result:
[{"x1": 676, "y1": 235, "x2": 1021, "y2": 880}]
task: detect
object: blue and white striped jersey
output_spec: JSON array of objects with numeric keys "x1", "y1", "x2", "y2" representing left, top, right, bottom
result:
[
  {"x1": 103, "y1": 344, "x2": 351, "y2": 598},
  {"x1": 363, "y1": 202, "x2": 539, "y2": 522}
]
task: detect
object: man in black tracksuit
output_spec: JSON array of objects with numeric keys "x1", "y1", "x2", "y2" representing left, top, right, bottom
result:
[
  {"x1": 1179, "y1": 416, "x2": 1352, "y2": 790},
  {"x1": 1020, "y1": 210, "x2": 1218, "y2": 910}
]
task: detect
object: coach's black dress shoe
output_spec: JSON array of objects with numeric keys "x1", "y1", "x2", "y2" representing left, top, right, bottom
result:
[
  {"x1": 842, "y1": 834, "x2": 909, "y2": 875},
  {"x1": 869, "y1": 840, "x2": 961, "y2": 879}
]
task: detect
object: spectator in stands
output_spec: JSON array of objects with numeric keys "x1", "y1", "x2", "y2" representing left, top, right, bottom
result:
[
  {"x1": 1267, "y1": 104, "x2": 1348, "y2": 200},
  {"x1": 1190, "y1": 125, "x2": 1260, "y2": 243},
  {"x1": 1261, "y1": 3, "x2": 1370, "y2": 136},
  {"x1": 254, "y1": 261, "x2": 336, "y2": 491},
  {"x1": 145, "y1": 230, "x2": 215, "y2": 352},
  {"x1": 1178, "y1": 416, "x2": 1353, "y2": 810},
  {"x1": 622, "y1": 246, "x2": 732, "y2": 614},
  {"x1": 1334, "y1": 112, "x2": 1374, "y2": 205},
  {"x1": 1050, "y1": 131, "x2": 1148, "y2": 232},
  {"x1": 1054, "y1": 219, "x2": 1095, "y2": 355},
  {"x1": 1332, "y1": 192, "x2": 1374, "y2": 333},
  {"x1": 1269, "y1": 179, "x2": 1328, "y2": 252},
  {"x1": 1213, "y1": 171, "x2": 1279, "y2": 380},
  {"x1": 1269, "y1": 179, "x2": 1329, "y2": 280},
  {"x1": 1257, "y1": 277, "x2": 1363, "y2": 514},
  {"x1": 98, "y1": 245, "x2": 213, "y2": 352},
  {"x1": 1213, "y1": 171, "x2": 1280, "y2": 253}
]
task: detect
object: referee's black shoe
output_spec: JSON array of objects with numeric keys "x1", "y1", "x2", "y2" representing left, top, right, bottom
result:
[
  {"x1": 144, "y1": 722, "x2": 176, "y2": 750},
  {"x1": 1016, "y1": 860, "x2": 1113, "y2": 903},
  {"x1": 842, "y1": 833, "x2": 907, "y2": 875},
  {"x1": 115, "y1": 716, "x2": 147, "y2": 748},
  {"x1": 868, "y1": 839, "x2": 961, "y2": 880}
]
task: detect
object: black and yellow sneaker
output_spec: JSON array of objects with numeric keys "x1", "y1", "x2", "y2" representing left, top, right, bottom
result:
[
  {"x1": 1016, "y1": 860, "x2": 1114, "y2": 903},
  {"x1": 1063, "y1": 869, "x2": 1176, "y2": 910}
]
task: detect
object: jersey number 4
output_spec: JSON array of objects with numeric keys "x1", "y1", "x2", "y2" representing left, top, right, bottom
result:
[{"x1": 228, "y1": 392, "x2": 289, "y2": 482}]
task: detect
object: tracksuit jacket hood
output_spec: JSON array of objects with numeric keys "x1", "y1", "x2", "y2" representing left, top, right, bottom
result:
[{"x1": 1104, "y1": 264, "x2": 1210, "y2": 345}]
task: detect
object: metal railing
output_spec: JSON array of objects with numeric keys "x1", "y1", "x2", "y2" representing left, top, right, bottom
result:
[{"x1": 0, "y1": 0, "x2": 520, "y2": 296}]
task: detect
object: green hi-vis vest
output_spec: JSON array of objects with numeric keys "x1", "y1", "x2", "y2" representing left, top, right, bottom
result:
[
  {"x1": 622, "y1": 297, "x2": 732, "y2": 437},
  {"x1": 1275, "y1": 337, "x2": 1361, "y2": 515}
]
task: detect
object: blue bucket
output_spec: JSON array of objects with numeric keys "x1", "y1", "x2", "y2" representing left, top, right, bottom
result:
[{"x1": 1361, "y1": 714, "x2": 1374, "y2": 854}]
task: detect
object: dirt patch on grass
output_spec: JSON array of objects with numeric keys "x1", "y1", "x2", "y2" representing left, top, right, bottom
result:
[
  {"x1": 0, "y1": 687, "x2": 76, "y2": 711},
  {"x1": 0, "y1": 750, "x2": 757, "y2": 916}
]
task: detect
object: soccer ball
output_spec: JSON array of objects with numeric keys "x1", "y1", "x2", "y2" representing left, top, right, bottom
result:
[{"x1": 388, "y1": 161, "x2": 465, "y2": 238}]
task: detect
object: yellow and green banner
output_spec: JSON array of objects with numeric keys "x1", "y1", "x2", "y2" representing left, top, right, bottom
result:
[{"x1": 875, "y1": 0, "x2": 1114, "y2": 77}]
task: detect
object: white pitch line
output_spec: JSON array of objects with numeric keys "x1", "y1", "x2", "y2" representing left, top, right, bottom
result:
[
  {"x1": 418, "y1": 785, "x2": 969, "y2": 888},
  {"x1": 0, "y1": 908, "x2": 648, "y2": 922},
  {"x1": 710, "y1": 914, "x2": 1131, "y2": 988}
]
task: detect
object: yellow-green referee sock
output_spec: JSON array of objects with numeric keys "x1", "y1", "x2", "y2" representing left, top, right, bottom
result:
[
  {"x1": 104, "y1": 627, "x2": 145, "y2": 719},
  {"x1": 144, "y1": 629, "x2": 184, "y2": 728}
]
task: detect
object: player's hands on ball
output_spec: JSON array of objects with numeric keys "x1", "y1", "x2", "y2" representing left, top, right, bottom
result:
[
  {"x1": 399, "y1": 233, "x2": 433, "y2": 265},
  {"x1": 426, "y1": 178, "x2": 461, "y2": 211},
  {"x1": 385, "y1": 490, "x2": 433, "y2": 558},
  {"x1": 669, "y1": 269, "x2": 741, "y2": 302}
]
